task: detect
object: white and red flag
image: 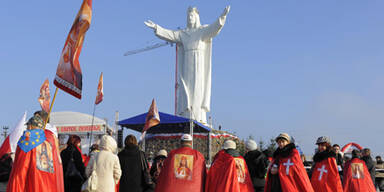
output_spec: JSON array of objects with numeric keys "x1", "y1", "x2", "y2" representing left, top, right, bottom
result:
[
  {"x1": 140, "y1": 99, "x2": 160, "y2": 140},
  {"x1": 0, "y1": 112, "x2": 27, "y2": 157},
  {"x1": 95, "y1": 72, "x2": 103, "y2": 105},
  {"x1": 54, "y1": 0, "x2": 92, "y2": 99},
  {"x1": 38, "y1": 79, "x2": 50, "y2": 112}
]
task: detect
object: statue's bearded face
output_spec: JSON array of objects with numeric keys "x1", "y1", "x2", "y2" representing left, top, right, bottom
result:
[
  {"x1": 187, "y1": 10, "x2": 200, "y2": 29},
  {"x1": 188, "y1": 12, "x2": 196, "y2": 26}
]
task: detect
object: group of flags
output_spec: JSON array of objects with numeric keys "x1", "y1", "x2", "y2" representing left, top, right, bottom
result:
[{"x1": 0, "y1": 0, "x2": 160, "y2": 156}]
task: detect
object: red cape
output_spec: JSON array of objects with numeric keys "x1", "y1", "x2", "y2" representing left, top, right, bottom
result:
[
  {"x1": 7, "y1": 129, "x2": 64, "y2": 192},
  {"x1": 343, "y1": 158, "x2": 375, "y2": 192},
  {"x1": 265, "y1": 148, "x2": 314, "y2": 192},
  {"x1": 155, "y1": 146, "x2": 206, "y2": 192},
  {"x1": 205, "y1": 150, "x2": 254, "y2": 192},
  {"x1": 311, "y1": 157, "x2": 343, "y2": 192}
]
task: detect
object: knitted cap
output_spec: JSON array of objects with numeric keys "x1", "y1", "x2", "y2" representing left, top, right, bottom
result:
[
  {"x1": 223, "y1": 140, "x2": 236, "y2": 150},
  {"x1": 246, "y1": 139, "x2": 258, "y2": 151}
]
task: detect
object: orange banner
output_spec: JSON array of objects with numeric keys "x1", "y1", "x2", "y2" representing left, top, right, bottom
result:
[
  {"x1": 143, "y1": 99, "x2": 160, "y2": 132},
  {"x1": 95, "y1": 72, "x2": 103, "y2": 105},
  {"x1": 54, "y1": 0, "x2": 92, "y2": 99},
  {"x1": 38, "y1": 79, "x2": 50, "y2": 112}
]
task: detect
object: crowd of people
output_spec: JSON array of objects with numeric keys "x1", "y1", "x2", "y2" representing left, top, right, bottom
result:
[{"x1": 0, "y1": 110, "x2": 383, "y2": 192}]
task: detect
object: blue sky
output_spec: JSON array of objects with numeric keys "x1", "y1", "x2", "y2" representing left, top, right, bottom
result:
[{"x1": 1, "y1": 1, "x2": 384, "y2": 156}]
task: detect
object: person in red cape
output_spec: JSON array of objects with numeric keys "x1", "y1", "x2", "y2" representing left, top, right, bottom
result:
[
  {"x1": 343, "y1": 149, "x2": 376, "y2": 192},
  {"x1": 155, "y1": 134, "x2": 206, "y2": 192},
  {"x1": 265, "y1": 133, "x2": 314, "y2": 192},
  {"x1": 7, "y1": 112, "x2": 64, "y2": 192},
  {"x1": 205, "y1": 140, "x2": 254, "y2": 192},
  {"x1": 310, "y1": 136, "x2": 343, "y2": 192}
]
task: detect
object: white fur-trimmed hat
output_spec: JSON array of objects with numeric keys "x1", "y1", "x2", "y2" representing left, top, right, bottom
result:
[{"x1": 223, "y1": 140, "x2": 236, "y2": 150}]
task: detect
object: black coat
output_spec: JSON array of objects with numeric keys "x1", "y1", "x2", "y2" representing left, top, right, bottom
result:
[
  {"x1": 60, "y1": 145, "x2": 86, "y2": 192},
  {"x1": 244, "y1": 150, "x2": 268, "y2": 189},
  {"x1": 118, "y1": 144, "x2": 148, "y2": 192}
]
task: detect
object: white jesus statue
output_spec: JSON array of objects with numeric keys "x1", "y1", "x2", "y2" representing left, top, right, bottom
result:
[{"x1": 145, "y1": 6, "x2": 230, "y2": 124}]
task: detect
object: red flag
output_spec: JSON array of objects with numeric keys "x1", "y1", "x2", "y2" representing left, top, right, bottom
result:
[
  {"x1": 0, "y1": 112, "x2": 26, "y2": 158},
  {"x1": 38, "y1": 79, "x2": 50, "y2": 112},
  {"x1": 143, "y1": 99, "x2": 160, "y2": 132},
  {"x1": 54, "y1": 0, "x2": 92, "y2": 99},
  {"x1": 95, "y1": 72, "x2": 103, "y2": 105}
]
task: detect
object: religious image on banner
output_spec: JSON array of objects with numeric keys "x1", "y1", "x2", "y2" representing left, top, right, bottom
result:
[
  {"x1": 234, "y1": 158, "x2": 246, "y2": 183},
  {"x1": 38, "y1": 79, "x2": 50, "y2": 112},
  {"x1": 174, "y1": 154, "x2": 193, "y2": 180},
  {"x1": 95, "y1": 72, "x2": 103, "y2": 105},
  {"x1": 54, "y1": 0, "x2": 92, "y2": 99},
  {"x1": 36, "y1": 141, "x2": 54, "y2": 173},
  {"x1": 351, "y1": 163, "x2": 364, "y2": 179}
]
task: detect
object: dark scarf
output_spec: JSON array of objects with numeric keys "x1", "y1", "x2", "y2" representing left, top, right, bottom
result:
[
  {"x1": 225, "y1": 149, "x2": 240, "y2": 157},
  {"x1": 313, "y1": 150, "x2": 336, "y2": 163},
  {"x1": 273, "y1": 143, "x2": 296, "y2": 159}
]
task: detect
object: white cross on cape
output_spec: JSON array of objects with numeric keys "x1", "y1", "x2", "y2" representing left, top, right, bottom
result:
[
  {"x1": 283, "y1": 159, "x2": 294, "y2": 175},
  {"x1": 317, "y1": 165, "x2": 328, "y2": 181}
]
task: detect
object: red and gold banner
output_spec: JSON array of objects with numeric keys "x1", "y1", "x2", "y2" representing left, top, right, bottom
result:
[
  {"x1": 54, "y1": 0, "x2": 92, "y2": 99},
  {"x1": 38, "y1": 79, "x2": 50, "y2": 112},
  {"x1": 95, "y1": 72, "x2": 103, "y2": 105}
]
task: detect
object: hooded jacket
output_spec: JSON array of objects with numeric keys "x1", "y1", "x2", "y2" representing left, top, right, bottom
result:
[{"x1": 86, "y1": 135, "x2": 121, "y2": 192}]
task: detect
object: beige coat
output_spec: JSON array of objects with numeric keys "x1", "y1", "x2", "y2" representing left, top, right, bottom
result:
[{"x1": 86, "y1": 135, "x2": 122, "y2": 192}]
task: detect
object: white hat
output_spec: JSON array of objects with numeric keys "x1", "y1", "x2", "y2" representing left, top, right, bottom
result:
[
  {"x1": 181, "y1": 134, "x2": 193, "y2": 141},
  {"x1": 157, "y1": 149, "x2": 168, "y2": 157},
  {"x1": 223, "y1": 140, "x2": 236, "y2": 150},
  {"x1": 246, "y1": 139, "x2": 258, "y2": 151}
]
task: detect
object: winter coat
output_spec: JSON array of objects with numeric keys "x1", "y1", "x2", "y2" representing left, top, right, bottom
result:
[
  {"x1": 150, "y1": 155, "x2": 167, "y2": 184},
  {"x1": 118, "y1": 144, "x2": 149, "y2": 192},
  {"x1": 244, "y1": 150, "x2": 268, "y2": 189},
  {"x1": 61, "y1": 145, "x2": 86, "y2": 192},
  {"x1": 375, "y1": 161, "x2": 384, "y2": 178},
  {"x1": 361, "y1": 155, "x2": 376, "y2": 185},
  {"x1": 86, "y1": 135, "x2": 121, "y2": 192}
]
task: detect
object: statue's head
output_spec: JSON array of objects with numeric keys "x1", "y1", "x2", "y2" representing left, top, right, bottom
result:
[{"x1": 187, "y1": 6, "x2": 201, "y2": 29}]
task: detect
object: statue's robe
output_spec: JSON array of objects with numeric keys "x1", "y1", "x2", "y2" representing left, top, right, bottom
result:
[{"x1": 153, "y1": 14, "x2": 227, "y2": 123}]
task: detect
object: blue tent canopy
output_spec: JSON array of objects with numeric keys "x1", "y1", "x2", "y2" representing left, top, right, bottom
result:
[{"x1": 118, "y1": 111, "x2": 211, "y2": 133}]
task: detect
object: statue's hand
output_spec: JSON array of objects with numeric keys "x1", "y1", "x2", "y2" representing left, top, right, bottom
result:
[
  {"x1": 144, "y1": 20, "x2": 156, "y2": 29},
  {"x1": 221, "y1": 6, "x2": 230, "y2": 17}
]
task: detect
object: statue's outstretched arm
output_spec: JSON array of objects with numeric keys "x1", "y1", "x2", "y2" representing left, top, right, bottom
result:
[
  {"x1": 144, "y1": 20, "x2": 157, "y2": 30},
  {"x1": 145, "y1": 20, "x2": 180, "y2": 43},
  {"x1": 201, "y1": 6, "x2": 230, "y2": 40},
  {"x1": 220, "y1": 6, "x2": 230, "y2": 18}
]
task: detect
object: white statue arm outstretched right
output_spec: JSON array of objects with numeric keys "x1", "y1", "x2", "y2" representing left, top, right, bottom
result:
[
  {"x1": 201, "y1": 6, "x2": 230, "y2": 40},
  {"x1": 144, "y1": 20, "x2": 180, "y2": 43}
]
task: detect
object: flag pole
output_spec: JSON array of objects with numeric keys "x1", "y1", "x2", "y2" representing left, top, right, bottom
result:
[
  {"x1": 43, "y1": 87, "x2": 58, "y2": 130},
  {"x1": 89, "y1": 103, "x2": 96, "y2": 153}
]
